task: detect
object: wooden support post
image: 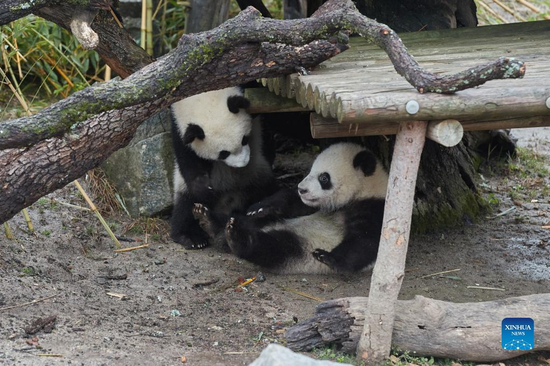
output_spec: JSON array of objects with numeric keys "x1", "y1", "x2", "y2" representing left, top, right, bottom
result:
[{"x1": 357, "y1": 120, "x2": 428, "y2": 364}]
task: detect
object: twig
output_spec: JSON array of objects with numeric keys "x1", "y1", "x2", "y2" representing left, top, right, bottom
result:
[
  {"x1": 114, "y1": 244, "x2": 149, "y2": 253},
  {"x1": 490, "y1": 206, "x2": 516, "y2": 219},
  {"x1": 106, "y1": 292, "x2": 127, "y2": 299},
  {"x1": 0, "y1": 294, "x2": 58, "y2": 311},
  {"x1": 37, "y1": 354, "x2": 64, "y2": 358},
  {"x1": 278, "y1": 286, "x2": 323, "y2": 302},
  {"x1": 192, "y1": 278, "x2": 220, "y2": 288},
  {"x1": 542, "y1": 226, "x2": 550, "y2": 230},
  {"x1": 109, "y1": 8, "x2": 123, "y2": 28},
  {"x1": 467, "y1": 285, "x2": 505, "y2": 291},
  {"x1": 52, "y1": 199, "x2": 91, "y2": 211},
  {"x1": 421, "y1": 268, "x2": 461, "y2": 278},
  {"x1": 74, "y1": 179, "x2": 121, "y2": 248}
]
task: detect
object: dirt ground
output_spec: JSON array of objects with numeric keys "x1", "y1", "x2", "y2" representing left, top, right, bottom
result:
[{"x1": 1, "y1": 128, "x2": 549, "y2": 366}]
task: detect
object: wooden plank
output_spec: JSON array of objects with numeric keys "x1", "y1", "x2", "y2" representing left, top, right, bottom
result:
[{"x1": 310, "y1": 114, "x2": 550, "y2": 138}]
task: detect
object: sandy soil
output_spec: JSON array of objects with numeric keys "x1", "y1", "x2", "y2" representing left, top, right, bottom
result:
[{"x1": 1, "y1": 129, "x2": 549, "y2": 366}]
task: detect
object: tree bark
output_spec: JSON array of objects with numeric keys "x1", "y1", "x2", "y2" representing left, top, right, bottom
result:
[
  {"x1": 286, "y1": 295, "x2": 550, "y2": 362},
  {"x1": 0, "y1": 0, "x2": 53, "y2": 24}
]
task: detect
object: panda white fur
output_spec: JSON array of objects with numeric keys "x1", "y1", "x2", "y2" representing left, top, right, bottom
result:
[
  {"x1": 214, "y1": 142, "x2": 389, "y2": 274},
  {"x1": 170, "y1": 86, "x2": 277, "y2": 249}
]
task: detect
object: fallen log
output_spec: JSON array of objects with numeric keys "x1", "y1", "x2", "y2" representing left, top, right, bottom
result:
[{"x1": 285, "y1": 294, "x2": 550, "y2": 362}]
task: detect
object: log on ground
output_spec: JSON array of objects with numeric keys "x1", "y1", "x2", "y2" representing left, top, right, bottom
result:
[{"x1": 286, "y1": 294, "x2": 550, "y2": 362}]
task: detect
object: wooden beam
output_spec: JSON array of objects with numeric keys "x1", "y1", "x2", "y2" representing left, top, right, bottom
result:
[
  {"x1": 356, "y1": 121, "x2": 427, "y2": 364},
  {"x1": 286, "y1": 294, "x2": 550, "y2": 362},
  {"x1": 310, "y1": 113, "x2": 550, "y2": 139}
]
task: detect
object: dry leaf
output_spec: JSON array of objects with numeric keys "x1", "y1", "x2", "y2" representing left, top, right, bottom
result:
[
  {"x1": 389, "y1": 355, "x2": 400, "y2": 364},
  {"x1": 181, "y1": 355, "x2": 187, "y2": 363}
]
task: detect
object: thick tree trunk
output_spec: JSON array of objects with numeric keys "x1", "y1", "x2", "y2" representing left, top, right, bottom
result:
[{"x1": 286, "y1": 295, "x2": 550, "y2": 362}]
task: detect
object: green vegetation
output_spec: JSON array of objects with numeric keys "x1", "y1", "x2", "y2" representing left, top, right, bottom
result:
[{"x1": 313, "y1": 346, "x2": 477, "y2": 365}]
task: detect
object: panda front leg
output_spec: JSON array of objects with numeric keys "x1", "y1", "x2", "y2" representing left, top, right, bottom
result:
[
  {"x1": 312, "y1": 236, "x2": 379, "y2": 273},
  {"x1": 171, "y1": 193, "x2": 209, "y2": 249}
]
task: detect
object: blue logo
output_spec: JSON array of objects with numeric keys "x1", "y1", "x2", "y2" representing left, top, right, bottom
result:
[{"x1": 502, "y1": 318, "x2": 534, "y2": 350}]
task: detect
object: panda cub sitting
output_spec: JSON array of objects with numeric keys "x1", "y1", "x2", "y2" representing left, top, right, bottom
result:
[
  {"x1": 170, "y1": 87, "x2": 277, "y2": 249},
  {"x1": 214, "y1": 142, "x2": 388, "y2": 274}
]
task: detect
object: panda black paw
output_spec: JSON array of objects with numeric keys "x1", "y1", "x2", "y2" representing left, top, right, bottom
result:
[
  {"x1": 225, "y1": 217, "x2": 250, "y2": 255},
  {"x1": 246, "y1": 207, "x2": 267, "y2": 217},
  {"x1": 173, "y1": 233, "x2": 209, "y2": 250},
  {"x1": 312, "y1": 249, "x2": 338, "y2": 269},
  {"x1": 192, "y1": 203, "x2": 217, "y2": 239}
]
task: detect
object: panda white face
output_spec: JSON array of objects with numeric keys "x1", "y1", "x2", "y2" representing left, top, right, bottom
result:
[
  {"x1": 298, "y1": 143, "x2": 388, "y2": 211},
  {"x1": 172, "y1": 87, "x2": 253, "y2": 168}
]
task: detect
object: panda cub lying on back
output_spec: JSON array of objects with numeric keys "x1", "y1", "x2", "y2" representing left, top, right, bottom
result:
[
  {"x1": 194, "y1": 142, "x2": 388, "y2": 274},
  {"x1": 170, "y1": 87, "x2": 277, "y2": 249}
]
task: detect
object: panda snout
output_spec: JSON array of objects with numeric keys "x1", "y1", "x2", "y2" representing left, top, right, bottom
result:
[{"x1": 298, "y1": 188, "x2": 308, "y2": 195}]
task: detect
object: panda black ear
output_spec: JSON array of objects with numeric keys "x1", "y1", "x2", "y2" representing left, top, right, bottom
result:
[
  {"x1": 183, "y1": 124, "x2": 205, "y2": 144},
  {"x1": 353, "y1": 150, "x2": 377, "y2": 176},
  {"x1": 227, "y1": 96, "x2": 250, "y2": 114}
]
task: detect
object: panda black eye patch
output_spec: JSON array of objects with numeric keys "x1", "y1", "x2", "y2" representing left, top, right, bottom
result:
[
  {"x1": 241, "y1": 135, "x2": 249, "y2": 146},
  {"x1": 218, "y1": 150, "x2": 230, "y2": 160},
  {"x1": 318, "y1": 172, "x2": 332, "y2": 190}
]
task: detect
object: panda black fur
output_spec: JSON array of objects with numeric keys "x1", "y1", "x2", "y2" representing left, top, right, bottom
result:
[
  {"x1": 170, "y1": 86, "x2": 277, "y2": 249},
  {"x1": 216, "y1": 142, "x2": 388, "y2": 274}
]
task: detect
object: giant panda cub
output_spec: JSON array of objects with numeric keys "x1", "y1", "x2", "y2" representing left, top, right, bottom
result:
[
  {"x1": 170, "y1": 86, "x2": 277, "y2": 250},
  {"x1": 216, "y1": 142, "x2": 388, "y2": 274}
]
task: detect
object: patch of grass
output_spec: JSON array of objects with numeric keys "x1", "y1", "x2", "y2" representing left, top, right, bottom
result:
[
  {"x1": 19, "y1": 266, "x2": 37, "y2": 276},
  {"x1": 509, "y1": 148, "x2": 549, "y2": 179},
  {"x1": 314, "y1": 347, "x2": 362, "y2": 365},
  {"x1": 123, "y1": 217, "x2": 170, "y2": 241},
  {"x1": 313, "y1": 346, "x2": 478, "y2": 366}
]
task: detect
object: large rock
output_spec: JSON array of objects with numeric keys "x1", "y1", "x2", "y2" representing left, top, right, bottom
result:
[
  {"x1": 249, "y1": 344, "x2": 352, "y2": 366},
  {"x1": 102, "y1": 109, "x2": 174, "y2": 217}
]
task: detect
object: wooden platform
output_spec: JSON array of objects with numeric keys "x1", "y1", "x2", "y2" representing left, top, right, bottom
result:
[{"x1": 255, "y1": 20, "x2": 550, "y2": 138}]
